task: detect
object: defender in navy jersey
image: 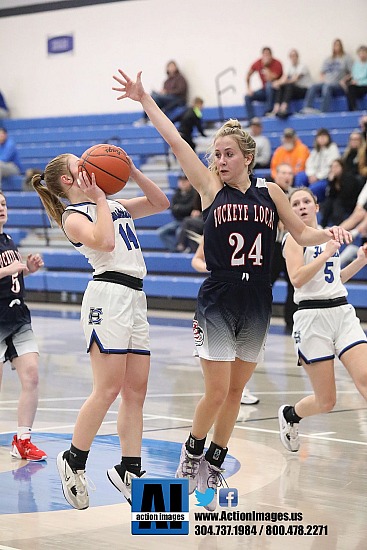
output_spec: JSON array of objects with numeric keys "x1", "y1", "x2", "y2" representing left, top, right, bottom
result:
[
  {"x1": 115, "y1": 68, "x2": 352, "y2": 509},
  {"x1": 32, "y1": 151, "x2": 169, "y2": 510},
  {"x1": 0, "y1": 191, "x2": 46, "y2": 461},
  {"x1": 279, "y1": 187, "x2": 367, "y2": 452}
]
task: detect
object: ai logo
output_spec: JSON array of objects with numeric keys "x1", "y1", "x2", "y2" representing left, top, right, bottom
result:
[{"x1": 131, "y1": 478, "x2": 189, "y2": 535}]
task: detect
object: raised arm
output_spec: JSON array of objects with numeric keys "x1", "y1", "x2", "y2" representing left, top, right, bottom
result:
[
  {"x1": 112, "y1": 70, "x2": 217, "y2": 205},
  {"x1": 117, "y1": 156, "x2": 170, "y2": 219}
]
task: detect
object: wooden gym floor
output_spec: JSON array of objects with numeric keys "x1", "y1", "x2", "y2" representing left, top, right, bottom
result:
[{"x1": 0, "y1": 304, "x2": 366, "y2": 550}]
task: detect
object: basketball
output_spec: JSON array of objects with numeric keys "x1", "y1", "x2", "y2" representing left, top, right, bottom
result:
[{"x1": 78, "y1": 143, "x2": 130, "y2": 195}]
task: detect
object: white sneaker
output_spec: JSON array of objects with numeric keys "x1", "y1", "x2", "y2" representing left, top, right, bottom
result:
[
  {"x1": 197, "y1": 458, "x2": 225, "y2": 511},
  {"x1": 278, "y1": 405, "x2": 300, "y2": 452},
  {"x1": 241, "y1": 387, "x2": 259, "y2": 405},
  {"x1": 175, "y1": 443, "x2": 203, "y2": 494},
  {"x1": 107, "y1": 464, "x2": 145, "y2": 505},
  {"x1": 56, "y1": 451, "x2": 89, "y2": 510}
]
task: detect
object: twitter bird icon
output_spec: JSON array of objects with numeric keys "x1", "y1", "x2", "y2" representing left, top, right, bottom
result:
[{"x1": 195, "y1": 488, "x2": 215, "y2": 507}]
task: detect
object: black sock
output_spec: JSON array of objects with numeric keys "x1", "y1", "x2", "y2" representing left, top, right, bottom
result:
[
  {"x1": 121, "y1": 456, "x2": 142, "y2": 477},
  {"x1": 205, "y1": 442, "x2": 228, "y2": 468},
  {"x1": 65, "y1": 444, "x2": 89, "y2": 471},
  {"x1": 283, "y1": 405, "x2": 302, "y2": 424},
  {"x1": 185, "y1": 433, "x2": 206, "y2": 456}
]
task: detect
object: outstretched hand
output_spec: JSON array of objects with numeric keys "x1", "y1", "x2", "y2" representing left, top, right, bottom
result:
[
  {"x1": 112, "y1": 70, "x2": 145, "y2": 102},
  {"x1": 26, "y1": 253, "x2": 44, "y2": 273},
  {"x1": 325, "y1": 226, "x2": 352, "y2": 245}
]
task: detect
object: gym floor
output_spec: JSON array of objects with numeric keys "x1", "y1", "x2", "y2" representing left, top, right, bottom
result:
[{"x1": 0, "y1": 304, "x2": 366, "y2": 550}]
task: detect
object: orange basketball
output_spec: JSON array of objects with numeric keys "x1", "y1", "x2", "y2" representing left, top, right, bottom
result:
[{"x1": 78, "y1": 144, "x2": 130, "y2": 195}]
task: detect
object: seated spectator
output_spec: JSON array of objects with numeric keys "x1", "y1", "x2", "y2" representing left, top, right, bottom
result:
[
  {"x1": 269, "y1": 49, "x2": 313, "y2": 118},
  {"x1": 22, "y1": 168, "x2": 43, "y2": 191},
  {"x1": 270, "y1": 163, "x2": 296, "y2": 332},
  {"x1": 301, "y1": 38, "x2": 353, "y2": 113},
  {"x1": 321, "y1": 159, "x2": 361, "y2": 227},
  {"x1": 0, "y1": 127, "x2": 22, "y2": 187},
  {"x1": 0, "y1": 91, "x2": 9, "y2": 119},
  {"x1": 157, "y1": 174, "x2": 198, "y2": 252},
  {"x1": 248, "y1": 118, "x2": 271, "y2": 168},
  {"x1": 294, "y1": 128, "x2": 340, "y2": 202},
  {"x1": 137, "y1": 61, "x2": 187, "y2": 125},
  {"x1": 244, "y1": 47, "x2": 283, "y2": 120},
  {"x1": 176, "y1": 189, "x2": 203, "y2": 253},
  {"x1": 346, "y1": 45, "x2": 367, "y2": 111},
  {"x1": 173, "y1": 97, "x2": 206, "y2": 152},
  {"x1": 342, "y1": 129, "x2": 367, "y2": 188},
  {"x1": 270, "y1": 128, "x2": 310, "y2": 185}
]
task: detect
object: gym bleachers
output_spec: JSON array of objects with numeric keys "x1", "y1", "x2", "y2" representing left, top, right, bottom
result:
[{"x1": 2, "y1": 106, "x2": 367, "y2": 316}]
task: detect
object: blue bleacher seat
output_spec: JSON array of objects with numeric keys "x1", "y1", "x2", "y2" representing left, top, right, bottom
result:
[
  {"x1": 2, "y1": 175, "x2": 23, "y2": 191},
  {"x1": 3, "y1": 109, "x2": 366, "y2": 314}
]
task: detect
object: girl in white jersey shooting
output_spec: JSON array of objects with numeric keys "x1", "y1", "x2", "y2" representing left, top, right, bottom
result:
[
  {"x1": 32, "y1": 154, "x2": 169, "y2": 510},
  {"x1": 279, "y1": 187, "x2": 367, "y2": 452}
]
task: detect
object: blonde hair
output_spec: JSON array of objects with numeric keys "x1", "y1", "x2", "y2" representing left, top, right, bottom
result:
[
  {"x1": 32, "y1": 153, "x2": 71, "y2": 228},
  {"x1": 206, "y1": 119, "x2": 256, "y2": 175}
]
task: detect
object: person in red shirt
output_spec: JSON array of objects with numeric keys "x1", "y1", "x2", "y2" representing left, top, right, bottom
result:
[{"x1": 245, "y1": 47, "x2": 283, "y2": 120}]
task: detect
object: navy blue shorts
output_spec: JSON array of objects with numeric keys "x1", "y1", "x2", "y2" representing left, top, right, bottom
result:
[{"x1": 193, "y1": 274, "x2": 272, "y2": 363}]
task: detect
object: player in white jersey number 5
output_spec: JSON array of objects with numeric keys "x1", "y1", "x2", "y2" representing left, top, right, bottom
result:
[{"x1": 279, "y1": 187, "x2": 367, "y2": 452}]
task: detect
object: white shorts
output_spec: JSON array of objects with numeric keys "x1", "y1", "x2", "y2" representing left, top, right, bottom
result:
[
  {"x1": 0, "y1": 323, "x2": 39, "y2": 364},
  {"x1": 81, "y1": 280, "x2": 150, "y2": 355},
  {"x1": 292, "y1": 304, "x2": 367, "y2": 364}
]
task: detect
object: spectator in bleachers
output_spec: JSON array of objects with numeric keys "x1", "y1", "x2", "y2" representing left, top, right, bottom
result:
[
  {"x1": 173, "y1": 97, "x2": 206, "y2": 152},
  {"x1": 0, "y1": 91, "x2": 9, "y2": 119},
  {"x1": 270, "y1": 163, "x2": 297, "y2": 333},
  {"x1": 22, "y1": 168, "x2": 43, "y2": 191},
  {"x1": 0, "y1": 127, "x2": 22, "y2": 188},
  {"x1": 248, "y1": 118, "x2": 271, "y2": 168},
  {"x1": 342, "y1": 129, "x2": 367, "y2": 188},
  {"x1": 157, "y1": 173, "x2": 199, "y2": 252},
  {"x1": 339, "y1": 181, "x2": 367, "y2": 266},
  {"x1": 0, "y1": 191, "x2": 47, "y2": 462},
  {"x1": 360, "y1": 114, "x2": 367, "y2": 138},
  {"x1": 270, "y1": 128, "x2": 310, "y2": 185},
  {"x1": 301, "y1": 38, "x2": 353, "y2": 113},
  {"x1": 321, "y1": 159, "x2": 361, "y2": 227},
  {"x1": 294, "y1": 128, "x2": 340, "y2": 202},
  {"x1": 136, "y1": 60, "x2": 187, "y2": 125},
  {"x1": 244, "y1": 47, "x2": 283, "y2": 120},
  {"x1": 176, "y1": 190, "x2": 203, "y2": 253},
  {"x1": 346, "y1": 45, "x2": 367, "y2": 111},
  {"x1": 268, "y1": 49, "x2": 313, "y2": 119}
]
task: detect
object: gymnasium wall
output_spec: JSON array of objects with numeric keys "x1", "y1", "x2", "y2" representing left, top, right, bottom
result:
[{"x1": 0, "y1": 0, "x2": 366, "y2": 118}]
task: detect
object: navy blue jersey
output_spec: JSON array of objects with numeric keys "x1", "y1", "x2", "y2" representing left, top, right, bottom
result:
[
  {"x1": 0, "y1": 232, "x2": 24, "y2": 301},
  {"x1": 203, "y1": 178, "x2": 279, "y2": 278}
]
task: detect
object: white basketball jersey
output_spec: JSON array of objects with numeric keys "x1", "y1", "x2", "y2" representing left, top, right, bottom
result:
[
  {"x1": 283, "y1": 237, "x2": 347, "y2": 304},
  {"x1": 62, "y1": 200, "x2": 147, "y2": 278}
]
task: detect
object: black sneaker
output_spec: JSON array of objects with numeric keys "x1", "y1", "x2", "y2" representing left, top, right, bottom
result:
[{"x1": 107, "y1": 464, "x2": 145, "y2": 505}]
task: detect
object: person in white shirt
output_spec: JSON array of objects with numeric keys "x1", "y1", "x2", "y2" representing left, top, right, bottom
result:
[
  {"x1": 269, "y1": 49, "x2": 313, "y2": 118},
  {"x1": 279, "y1": 186, "x2": 367, "y2": 452}
]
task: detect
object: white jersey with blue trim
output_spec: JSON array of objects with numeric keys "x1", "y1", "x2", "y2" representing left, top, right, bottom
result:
[
  {"x1": 283, "y1": 237, "x2": 347, "y2": 304},
  {"x1": 62, "y1": 200, "x2": 147, "y2": 278}
]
